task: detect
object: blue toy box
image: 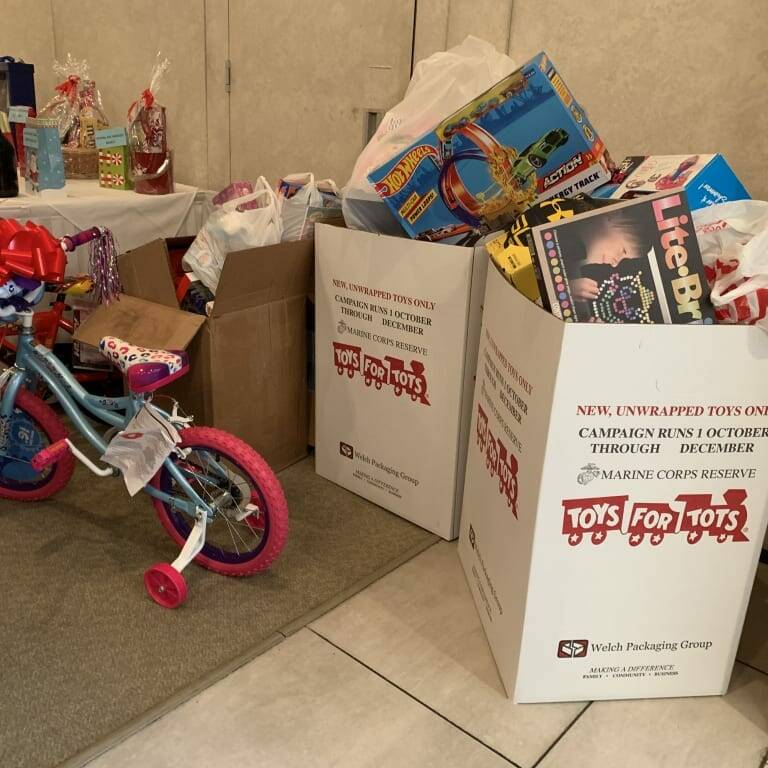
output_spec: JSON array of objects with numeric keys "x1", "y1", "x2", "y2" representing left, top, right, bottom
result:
[
  {"x1": 593, "y1": 154, "x2": 750, "y2": 210},
  {"x1": 368, "y1": 52, "x2": 613, "y2": 245}
]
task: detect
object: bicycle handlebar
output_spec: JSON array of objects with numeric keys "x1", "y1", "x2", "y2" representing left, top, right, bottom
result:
[{"x1": 60, "y1": 227, "x2": 102, "y2": 252}]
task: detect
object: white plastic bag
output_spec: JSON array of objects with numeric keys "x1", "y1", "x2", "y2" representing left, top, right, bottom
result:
[
  {"x1": 102, "y1": 405, "x2": 180, "y2": 496},
  {"x1": 693, "y1": 200, "x2": 768, "y2": 328},
  {"x1": 278, "y1": 172, "x2": 340, "y2": 241},
  {"x1": 342, "y1": 36, "x2": 516, "y2": 233},
  {"x1": 183, "y1": 177, "x2": 282, "y2": 293}
]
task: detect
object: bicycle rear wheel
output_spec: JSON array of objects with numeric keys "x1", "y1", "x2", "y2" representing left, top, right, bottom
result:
[
  {"x1": 150, "y1": 427, "x2": 288, "y2": 576},
  {"x1": 0, "y1": 388, "x2": 74, "y2": 500}
]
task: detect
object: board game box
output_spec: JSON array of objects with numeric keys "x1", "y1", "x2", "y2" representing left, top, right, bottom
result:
[
  {"x1": 594, "y1": 154, "x2": 749, "y2": 210},
  {"x1": 368, "y1": 52, "x2": 613, "y2": 245},
  {"x1": 531, "y1": 191, "x2": 715, "y2": 324}
]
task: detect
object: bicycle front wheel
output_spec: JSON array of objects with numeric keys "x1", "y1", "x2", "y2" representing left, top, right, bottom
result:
[
  {"x1": 150, "y1": 427, "x2": 289, "y2": 576},
  {"x1": 0, "y1": 389, "x2": 74, "y2": 501}
]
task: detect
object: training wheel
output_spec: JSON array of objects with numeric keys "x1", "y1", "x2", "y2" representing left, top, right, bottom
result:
[{"x1": 144, "y1": 563, "x2": 188, "y2": 609}]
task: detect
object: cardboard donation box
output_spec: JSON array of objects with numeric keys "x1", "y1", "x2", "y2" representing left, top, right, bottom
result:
[
  {"x1": 315, "y1": 224, "x2": 488, "y2": 539},
  {"x1": 458, "y1": 263, "x2": 768, "y2": 702},
  {"x1": 74, "y1": 238, "x2": 313, "y2": 471}
]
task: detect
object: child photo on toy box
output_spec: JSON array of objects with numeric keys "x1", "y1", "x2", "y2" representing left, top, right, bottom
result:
[{"x1": 531, "y1": 191, "x2": 715, "y2": 325}]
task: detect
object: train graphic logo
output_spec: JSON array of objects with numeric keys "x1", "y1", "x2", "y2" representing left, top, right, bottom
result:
[
  {"x1": 476, "y1": 404, "x2": 519, "y2": 517},
  {"x1": 561, "y1": 489, "x2": 749, "y2": 547},
  {"x1": 332, "y1": 342, "x2": 430, "y2": 405}
]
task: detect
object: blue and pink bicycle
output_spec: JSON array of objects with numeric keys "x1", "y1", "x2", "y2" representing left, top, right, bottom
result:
[{"x1": 0, "y1": 222, "x2": 288, "y2": 608}]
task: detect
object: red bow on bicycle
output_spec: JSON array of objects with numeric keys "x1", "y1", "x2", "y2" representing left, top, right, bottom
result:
[{"x1": 0, "y1": 219, "x2": 66, "y2": 282}]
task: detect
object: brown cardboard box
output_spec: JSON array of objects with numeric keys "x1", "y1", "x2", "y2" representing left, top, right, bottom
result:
[{"x1": 75, "y1": 238, "x2": 314, "y2": 471}]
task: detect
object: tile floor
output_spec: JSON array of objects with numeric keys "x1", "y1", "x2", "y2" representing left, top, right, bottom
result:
[{"x1": 86, "y1": 542, "x2": 768, "y2": 768}]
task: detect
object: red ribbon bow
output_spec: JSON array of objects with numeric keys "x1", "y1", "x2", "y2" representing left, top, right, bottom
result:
[
  {"x1": 54, "y1": 74, "x2": 81, "y2": 102},
  {"x1": 0, "y1": 220, "x2": 66, "y2": 282}
]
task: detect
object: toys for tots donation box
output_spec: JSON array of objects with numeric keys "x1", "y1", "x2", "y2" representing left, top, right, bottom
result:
[
  {"x1": 458, "y1": 263, "x2": 768, "y2": 702},
  {"x1": 315, "y1": 224, "x2": 487, "y2": 539}
]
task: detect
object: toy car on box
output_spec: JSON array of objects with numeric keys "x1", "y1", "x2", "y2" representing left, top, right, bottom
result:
[
  {"x1": 368, "y1": 52, "x2": 614, "y2": 245},
  {"x1": 593, "y1": 154, "x2": 750, "y2": 210}
]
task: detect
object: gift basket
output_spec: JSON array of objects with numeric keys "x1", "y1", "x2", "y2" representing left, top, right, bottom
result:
[
  {"x1": 128, "y1": 54, "x2": 173, "y2": 195},
  {"x1": 38, "y1": 54, "x2": 109, "y2": 180}
]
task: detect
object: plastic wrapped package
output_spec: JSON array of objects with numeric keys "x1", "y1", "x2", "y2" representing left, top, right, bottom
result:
[
  {"x1": 277, "y1": 173, "x2": 341, "y2": 241},
  {"x1": 694, "y1": 200, "x2": 768, "y2": 329},
  {"x1": 343, "y1": 36, "x2": 516, "y2": 233},
  {"x1": 128, "y1": 53, "x2": 173, "y2": 194},
  {"x1": 182, "y1": 177, "x2": 282, "y2": 294},
  {"x1": 38, "y1": 54, "x2": 90, "y2": 146}
]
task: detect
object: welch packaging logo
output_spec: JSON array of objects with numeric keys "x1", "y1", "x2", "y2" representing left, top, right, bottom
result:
[
  {"x1": 562, "y1": 489, "x2": 748, "y2": 547},
  {"x1": 339, "y1": 442, "x2": 354, "y2": 459},
  {"x1": 373, "y1": 145, "x2": 439, "y2": 197},
  {"x1": 557, "y1": 639, "x2": 588, "y2": 659},
  {"x1": 332, "y1": 342, "x2": 430, "y2": 405},
  {"x1": 476, "y1": 404, "x2": 519, "y2": 517}
]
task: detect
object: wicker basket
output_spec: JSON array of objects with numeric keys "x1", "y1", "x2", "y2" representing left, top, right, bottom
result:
[{"x1": 62, "y1": 146, "x2": 99, "y2": 179}]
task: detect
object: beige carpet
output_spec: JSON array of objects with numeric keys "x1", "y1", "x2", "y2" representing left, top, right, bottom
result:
[{"x1": 0, "y1": 456, "x2": 437, "y2": 768}]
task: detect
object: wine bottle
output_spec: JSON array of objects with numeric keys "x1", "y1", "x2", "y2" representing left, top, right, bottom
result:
[{"x1": 0, "y1": 111, "x2": 19, "y2": 198}]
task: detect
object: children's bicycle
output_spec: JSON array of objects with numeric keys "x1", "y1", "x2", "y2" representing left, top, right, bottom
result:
[{"x1": 0, "y1": 222, "x2": 288, "y2": 608}]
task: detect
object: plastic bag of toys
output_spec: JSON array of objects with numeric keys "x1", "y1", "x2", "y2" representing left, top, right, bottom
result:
[
  {"x1": 342, "y1": 36, "x2": 516, "y2": 233},
  {"x1": 694, "y1": 200, "x2": 768, "y2": 329},
  {"x1": 183, "y1": 176, "x2": 282, "y2": 294},
  {"x1": 277, "y1": 173, "x2": 341, "y2": 241}
]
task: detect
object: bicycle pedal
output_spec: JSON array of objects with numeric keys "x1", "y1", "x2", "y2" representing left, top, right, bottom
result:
[{"x1": 31, "y1": 439, "x2": 71, "y2": 471}]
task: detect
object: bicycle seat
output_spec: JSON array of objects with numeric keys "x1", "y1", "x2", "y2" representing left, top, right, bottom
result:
[{"x1": 99, "y1": 336, "x2": 189, "y2": 393}]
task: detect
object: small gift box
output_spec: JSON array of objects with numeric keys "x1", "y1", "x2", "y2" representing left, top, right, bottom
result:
[
  {"x1": 96, "y1": 127, "x2": 133, "y2": 190},
  {"x1": 24, "y1": 116, "x2": 65, "y2": 193}
]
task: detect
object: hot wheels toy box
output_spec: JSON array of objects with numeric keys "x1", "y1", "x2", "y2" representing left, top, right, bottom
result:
[
  {"x1": 368, "y1": 52, "x2": 612, "y2": 245},
  {"x1": 458, "y1": 264, "x2": 768, "y2": 702},
  {"x1": 594, "y1": 154, "x2": 749, "y2": 210}
]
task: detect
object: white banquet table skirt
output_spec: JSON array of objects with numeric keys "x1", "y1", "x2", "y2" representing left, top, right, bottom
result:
[{"x1": 0, "y1": 179, "x2": 213, "y2": 274}]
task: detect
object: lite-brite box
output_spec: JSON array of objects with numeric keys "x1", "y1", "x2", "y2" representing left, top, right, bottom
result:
[
  {"x1": 531, "y1": 191, "x2": 715, "y2": 324},
  {"x1": 368, "y1": 52, "x2": 613, "y2": 245},
  {"x1": 458, "y1": 262, "x2": 768, "y2": 702},
  {"x1": 594, "y1": 155, "x2": 749, "y2": 210},
  {"x1": 96, "y1": 127, "x2": 133, "y2": 190}
]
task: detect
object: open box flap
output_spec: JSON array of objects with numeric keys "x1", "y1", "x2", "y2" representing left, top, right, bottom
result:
[
  {"x1": 212, "y1": 239, "x2": 313, "y2": 317},
  {"x1": 73, "y1": 294, "x2": 205, "y2": 350},
  {"x1": 118, "y1": 239, "x2": 179, "y2": 309}
]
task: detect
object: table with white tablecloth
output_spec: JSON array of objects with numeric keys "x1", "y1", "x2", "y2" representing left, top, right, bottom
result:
[{"x1": 0, "y1": 179, "x2": 213, "y2": 273}]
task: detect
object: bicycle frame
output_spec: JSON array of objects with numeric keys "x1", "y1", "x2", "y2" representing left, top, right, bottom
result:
[{"x1": 0, "y1": 312, "x2": 208, "y2": 519}]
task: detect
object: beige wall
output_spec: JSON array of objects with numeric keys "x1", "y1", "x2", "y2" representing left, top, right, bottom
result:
[
  {"x1": 0, "y1": 0, "x2": 57, "y2": 106},
  {"x1": 1, "y1": 0, "x2": 209, "y2": 188},
  {"x1": 414, "y1": 0, "x2": 513, "y2": 63},
  {"x1": 228, "y1": 0, "x2": 415, "y2": 187}
]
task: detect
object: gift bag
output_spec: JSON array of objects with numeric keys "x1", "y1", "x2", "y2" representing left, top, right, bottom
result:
[
  {"x1": 278, "y1": 172, "x2": 340, "y2": 241},
  {"x1": 183, "y1": 177, "x2": 283, "y2": 294},
  {"x1": 342, "y1": 36, "x2": 516, "y2": 233},
  {"x1": 128, "y1": 53, "x2": 173, "y2": 195},
  {"x1": 693, "y1": 200, "x2": 768, "y2": 328}
]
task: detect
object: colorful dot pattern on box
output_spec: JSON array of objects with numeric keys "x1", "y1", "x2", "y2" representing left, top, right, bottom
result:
[
  {"x1": 592, "y1": 272, "x2": 655, "y2": 324},
  {"x1": 543, "y1": 230, "x2": 574, "y2": 320}
]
